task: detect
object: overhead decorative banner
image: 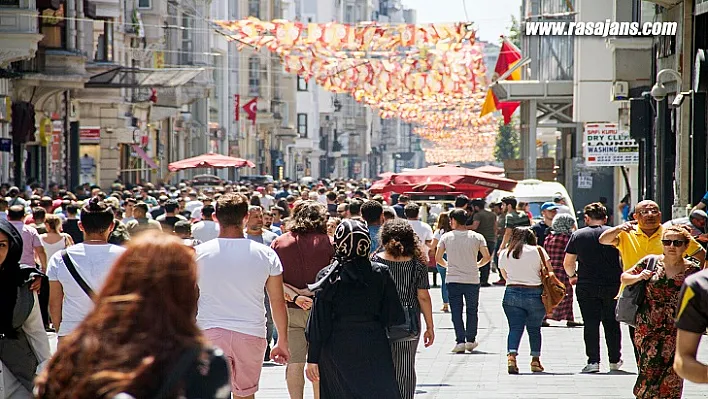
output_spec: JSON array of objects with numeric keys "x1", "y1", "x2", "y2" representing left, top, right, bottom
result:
[
  {"x1": 583, "y1": 122, "x2": 639, "y2": 166},
  {"x1": 215, "y1": 18, "x2": 499, "y2": 163}
]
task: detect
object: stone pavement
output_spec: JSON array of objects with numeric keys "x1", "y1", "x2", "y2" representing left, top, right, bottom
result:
[{"x1": 47, "y1": 273, "x2": 708, "y2": 398}]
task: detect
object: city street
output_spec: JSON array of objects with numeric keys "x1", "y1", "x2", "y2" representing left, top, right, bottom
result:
[{"x1": 47, "y1": 271, "x2": 708, "y2": 398}]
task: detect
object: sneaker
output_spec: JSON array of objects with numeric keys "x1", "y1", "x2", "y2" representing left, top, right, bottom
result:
[
  {"x1": 581, "y1": 363, "x2": 600, "y2": 373},
  {"x1": 451, "y1": 343, "x2": 466, "y2": 353},
  {"x1": 609, "y1": 360, "x2": 624, "y2": 371},
  {"x1": 465, "y1": 341, "x2": 479, "y2": 352}
]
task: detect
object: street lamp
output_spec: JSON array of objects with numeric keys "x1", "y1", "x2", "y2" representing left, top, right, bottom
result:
[{"x1": 650, "y1": 69, "x2": 681, "y2": 102}]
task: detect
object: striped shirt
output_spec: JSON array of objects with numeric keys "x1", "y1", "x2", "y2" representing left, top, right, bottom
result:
[{"x1": 372, "y1": 256, "x2": 430, "y2": 308}]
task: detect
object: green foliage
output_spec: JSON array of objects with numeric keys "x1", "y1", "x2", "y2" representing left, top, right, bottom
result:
[
  {"x1": 494, "y1": 119, "x2": 520, "y2": 162},
  {"x1": 508, "y1": 15, "x2": 521, "y2": 48}
]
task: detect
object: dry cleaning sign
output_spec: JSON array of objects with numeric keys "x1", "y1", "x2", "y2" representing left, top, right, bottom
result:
[{"x1": 583, "y1": 123, "x2": 639, "y2": 166}]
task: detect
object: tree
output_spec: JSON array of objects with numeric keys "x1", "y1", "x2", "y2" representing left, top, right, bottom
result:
[
  {"x1": 507, "y1": 15, "x2": 521, "y2": 48},
  {"x1": 494, "y1": 119, "x2": 520, "y2": 162}
]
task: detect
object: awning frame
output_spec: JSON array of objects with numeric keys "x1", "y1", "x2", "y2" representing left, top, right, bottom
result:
[{"x1": 85, "y1": 66, "x2": 204, "y2": 88}]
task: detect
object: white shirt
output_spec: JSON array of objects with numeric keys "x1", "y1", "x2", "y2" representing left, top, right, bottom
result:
[
  {"x1": 47, "y1": 243, "x2": 126, "y2": 336},
  {"x1": 318, "y1": 194, "x2": 327, "y2": 205},
  {"x1": 192, "y1": 220, "x2": 220, "y2": 243},
  {"x1": 185, "y1": 200, "x2": 203, "y2": 214},
  {"x1": 407, "y1": 220, "x2": 434, "y2": 244},
  {"x1": 195, "y1": 238, "x2": 283, "y2": 338},
  {"x1": 498, "y1": 244, "x2": 544, "y2": 286},
  {"x1": 261, "y1": 195, "x2": 275, "y2": 210}
]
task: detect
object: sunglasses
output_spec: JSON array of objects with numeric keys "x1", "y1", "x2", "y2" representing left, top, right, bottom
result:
[
  {"x1": 661, "y1": 239, "x2": 687, "y2": 247},
  {"x1": 639, "y1": 209, "x2": 660, "y2": 216}
]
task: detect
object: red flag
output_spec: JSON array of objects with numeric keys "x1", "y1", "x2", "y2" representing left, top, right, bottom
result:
[
  {"x1": 480, "y1": 37, "x2": 522, "y2": 125},
  {"x1": 243, "y1": 97, "x2": 258, "y2": 126},
  {"x1": 234, "y1": 94, "x2": 240, "y2": 122}
]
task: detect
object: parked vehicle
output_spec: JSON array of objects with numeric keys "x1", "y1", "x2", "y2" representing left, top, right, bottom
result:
[
  {"x1": 239, "y1": 175, "x2": 275, "y2": 186},
  {"x1": 487, "y1": 179, "x2": 576, "y2": 224},
  {"x1": 191, "y1": 174, "x2": 223, "y2": 189}
]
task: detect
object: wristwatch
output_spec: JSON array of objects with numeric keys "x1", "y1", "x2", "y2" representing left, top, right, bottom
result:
[{"x1": 292, "y1": 294, "x2": 300, "y2": 303}]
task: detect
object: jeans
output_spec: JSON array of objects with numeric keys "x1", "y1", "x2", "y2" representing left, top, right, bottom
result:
[
  {"x1": 447, "y1": 283, "x2": 480, "y2": 344},
  {"x1": 502, "y1": 287, "x2": 545, "y2": 357},
  {"x1": 575, "y1": 285, "x2": 622, "y2": 364},
  {"x1": 436, "y1": 265, "x2": 449, "y2": 303}
]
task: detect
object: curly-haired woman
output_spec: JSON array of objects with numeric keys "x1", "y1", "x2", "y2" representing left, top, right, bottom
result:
[
  {"x1": 621, "y1": 225, "x2": 701, "y2": 399},
  {"x1": 35, "y1": 233, "x2": 230, "y2": 398},
  {"x1": 372, "y1": 219, "x2": 434, "y2": 399},
  {"x1": 271, "y1": 200, "x2": 334, "y2": 399}
]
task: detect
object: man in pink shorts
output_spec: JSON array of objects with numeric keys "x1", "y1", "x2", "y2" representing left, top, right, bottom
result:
[{"x1": 196, "y1": 193, "x2": 290, "y2": 399}]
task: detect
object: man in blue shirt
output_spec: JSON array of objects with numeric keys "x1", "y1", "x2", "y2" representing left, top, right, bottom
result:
[{"x1": 361, "y1": 200, "x2": 384, "y2": 254}]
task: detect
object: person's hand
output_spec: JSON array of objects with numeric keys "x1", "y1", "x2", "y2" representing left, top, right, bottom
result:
[
  {"x1": 569, "y1": 276, "x2": 578, "y2": 286},
  {"x1": 295, "y1": 296, "x2": 313, "y2": 310},
  {"x1": 638, "y1": 269, "x2": 654, "y2": 281},
  {"x1": 618, "y1": 222, "x2": 637, "y2": 233},
  {"x1": 423, "y1": 327, "x2": 435, "y2": 347},
  {"x1": 270, "y1": 343, "x2": 290, "y2": 365},
  {"x1": 297, "y1": 288, "x2": 314, "y2": 297},
  {"x1": 29, "y1": 276, "x2": 42, "y2": 292},
  {"x1": 306, "y1": 363, "x2": 320, "y2": 382},
  {"x1": 697, "y1": 233, "x2": 708, "y2": 243}
]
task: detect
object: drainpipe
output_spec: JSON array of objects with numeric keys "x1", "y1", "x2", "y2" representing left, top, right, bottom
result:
[
  {"x1": 66, "y1": 0, "x2": 76, "y2": 51},
  {"x1": 76, "y1": 0, "x2": 84, "y2": 55},
  {"x1": 285, "y1": 143, "x2": 296, "y2": 180}
]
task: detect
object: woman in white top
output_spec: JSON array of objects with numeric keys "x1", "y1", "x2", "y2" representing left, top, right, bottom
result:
[
  {"x1": 498, "y1": 227, "x2": 549, "y2": 375},
  {"x1": 39, "y1": 214, "x2": 74, "y2": 261},
  {"x1": 431, "y1": 212, "x2": 452, "y2": 312}
]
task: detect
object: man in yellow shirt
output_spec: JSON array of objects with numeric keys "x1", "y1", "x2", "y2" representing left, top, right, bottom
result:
[{"x1": 599, "y1": 200, "x2": 706, "y2": 363}]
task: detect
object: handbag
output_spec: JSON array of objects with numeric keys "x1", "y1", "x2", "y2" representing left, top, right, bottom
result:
[
  {"x1": 537, "y1": 246, "x2": 566, "y2": 315},
  {"x1": 61, "y1": 250, "x2": 95, "y2": 301},
  {"x1": 385, "y1": 261, "x2": 421, "y2": 343},
  {"x1": 615, "y1": 255, "x2": 658, "y2": 327}
]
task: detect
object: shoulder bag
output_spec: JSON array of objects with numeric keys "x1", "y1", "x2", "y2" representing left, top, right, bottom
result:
[
  {"x1": 615, "y1": 255, "x2": 658, "y2": 327},
  {"x1": 61, "y1": 250, "x2": 95, "y2": 301},
  {"x1": 537, "y1": 246, "x2": 566, "y2": 315},
  {"x1": 385, "y1": 260, "x2": 421, "y2": 343}
]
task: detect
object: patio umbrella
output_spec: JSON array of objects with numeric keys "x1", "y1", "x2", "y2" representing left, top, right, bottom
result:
[
  {"x1": 472, "y1": 165, "x2": 505, "y2": 175},
  {"x1": 168, "y1": 153, "x2": 255, "y2": 172}
]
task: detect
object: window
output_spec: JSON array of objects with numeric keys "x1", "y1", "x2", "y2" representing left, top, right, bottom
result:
[
  {"x1": 248, "y1": 0, "x2": 260, "y2": 18},
  {"x1": 137, "y1": 0, "x2": 150, "y2": 9},
  {"x1": 248, "y1": 56, "x2": 260, "y2": 96},
  {"x1": 297, "y1": 113, "x2": 307, "y2": 137},
  {"x1": 181, "y1": 14, "x2": 194, "y2": 64},
  {"x1": 297, "y1": 76, "x2": 308, "y2": 91},
  {"x1": 93, "y1": 19, "x2": 113, "y2": 62}
]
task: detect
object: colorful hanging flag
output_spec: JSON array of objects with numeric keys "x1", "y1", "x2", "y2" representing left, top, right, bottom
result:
[
  {"x1": 480, "y1": 38, "x2": 522, "y2": 125},
  {"x1": 234, "y1": 94, "x2": 240, "y2": 122},
  {"x1": 242, "y1": 97, "x2": 258, "y2": 125}
]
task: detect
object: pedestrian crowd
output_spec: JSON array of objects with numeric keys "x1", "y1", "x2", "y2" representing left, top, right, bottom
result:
[{"x1": 1, "y1": 179, "x2": 708, "y2": 399}]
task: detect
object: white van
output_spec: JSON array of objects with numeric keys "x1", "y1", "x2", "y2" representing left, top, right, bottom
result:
[{"x1": 487, "y1": 179, "x2": 576, "y2": 223}]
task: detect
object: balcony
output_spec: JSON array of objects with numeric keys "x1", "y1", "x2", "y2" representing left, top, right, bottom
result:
[{"x1": 0, "y1": 1, "x2": 43, "y2": 65}]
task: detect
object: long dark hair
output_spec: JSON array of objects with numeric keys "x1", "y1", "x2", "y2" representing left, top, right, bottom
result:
[
  {"x1": 35, "y1": 234, "x2": 203, "y2": 399},
  {"x1": 435, "y1": 212, "x2": 452, "y2": 234},
  {"x1": 380, "y1": 219, "x2": 422, "y2": 259},
  {"x1": 506, "y1": 227, "x2": 537, "y2": 259}
]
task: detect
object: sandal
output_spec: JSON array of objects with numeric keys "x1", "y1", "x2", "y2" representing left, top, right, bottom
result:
[
  {"x1": 530, "y1": 357, "x2": 544, "y2": 373},
  {"x1": 507, "y1": 354, "x2": 519, "y2": 374},
  {"x1": 441, "y1": 303, "x2": 449, "y2": 313}
]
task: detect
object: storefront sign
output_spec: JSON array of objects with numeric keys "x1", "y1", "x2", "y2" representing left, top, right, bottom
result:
[
  {"x1": 0, "y1": 138, "x2": 11, "y2": 152},
  {"x1": 583, "y1": 123, "x2": 639, "y2": 166},
  {"x1": 80, "y1": 126, "x2": 101, "y2": 144}
]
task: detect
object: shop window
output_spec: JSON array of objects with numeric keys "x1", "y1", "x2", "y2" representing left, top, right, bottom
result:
[
  {"x1": 93, "y1": 19, "x2": 114, "y2": 62},
  {"x1": 297, "y1": 113, "x2": 307, "y2": 137}
]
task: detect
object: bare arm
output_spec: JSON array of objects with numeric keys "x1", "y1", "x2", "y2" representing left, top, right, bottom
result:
[
  {"x1": 599, "y1": 223, "x2": 634, "y2": 246},
  {"x1": 417, "y1": 288, "x2": 434, "y2": 347},
  {"x1": 620, "y1": 264, "x2": 652, "y2": 286},
  {"x1": 265, "y1": 274, "x2": 289, "y2": 363},
  {"x1": 49, "y1": 281, "x2": 64, "y2": 331},
  {"x1": 674, "y1": 329, "x2": 708, "y2": 383},
  {"x1": 435, "y1": 245, "x2": 447, "y2": 268},
  {"x1": 477, "y1": 246, "x2": 492, "y2": 269},
  {"x1": 35, "y1": 246, "x2": 47, "y2": 273},
  {"x1": 563, "y1": 254, "x2": 578, "y2": 277},
  {"x1": 469, "y1": 220, "x2": 481, "y2": 231},
  {"x1": 498, "y1": 228, "x2": 512, "y2": 254}
]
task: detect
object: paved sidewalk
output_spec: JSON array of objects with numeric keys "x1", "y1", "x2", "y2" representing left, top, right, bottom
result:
[
  {"x1": 255, "y1": 275, "x2": 708, "y2": 399},
  {"x1": 46, "y1": 274, "x2": 708, "y2": 398}
]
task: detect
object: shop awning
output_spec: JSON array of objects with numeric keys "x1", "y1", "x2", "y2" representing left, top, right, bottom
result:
[{"x1": 85, "y1": 67, "x2": 203, "y2": 89}]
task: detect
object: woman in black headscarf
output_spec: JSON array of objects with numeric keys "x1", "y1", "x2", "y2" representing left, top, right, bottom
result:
[
  {"x1": 0, "y1": 219, "x2": 51, "y2": 398},
  {"x1": 305, "y1": 219, "x2": 405, "y2": 399}
]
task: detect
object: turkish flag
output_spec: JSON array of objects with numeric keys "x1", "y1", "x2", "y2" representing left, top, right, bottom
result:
[
  {"x1": 234, "y1": 94, "x2": 240, "y2": 122},
  {"x1": 243, "y1": 97, "x2": 258, "y2": 125}
]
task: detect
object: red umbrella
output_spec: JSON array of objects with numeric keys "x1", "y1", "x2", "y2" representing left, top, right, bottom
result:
[
  {"x1": 168, "y1": 153, "x2": 255, "y2": 172},
  {"x1": 472, "y1": 165, "x2": 505, "y2": 175}
]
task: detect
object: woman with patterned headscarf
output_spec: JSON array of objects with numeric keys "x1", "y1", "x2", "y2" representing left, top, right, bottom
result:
[
  {"x1": 305, "y1": 219, "x2": 405, "y2": 399},
  {"x1": 542, "y1": 214, "x2": 582, "y2": 327}
]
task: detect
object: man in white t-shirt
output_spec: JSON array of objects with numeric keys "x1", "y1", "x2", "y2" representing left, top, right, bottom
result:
[
  {"x1": 404, "y1": 202, "x2": 434, "y2": 262},
  {"x1": 47, "y1": 211, "x2": 125, "y2": 344},
  {"x1": 196, "y1": 193, "x2": 290, "y2": 399},
  {"x1": 436, "y1": 209, "x2": 491, "y2": 354},
  {"x1": 191, "y1": 205, "x2": 219, "y2": 243}
]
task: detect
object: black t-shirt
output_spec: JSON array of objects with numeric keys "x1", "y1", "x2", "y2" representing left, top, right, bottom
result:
[
  {"x1": 62, "y1": 219, "x2": 83, "y2": 244},
  {"x1": 565, "y1": 225, "x2": 622, "y2": 287},
  {"x1": 150, "y1": 206, "x2": 166, "y2": 219},
  {"x1": 327, "y1": 203, "x2": 338, "y2": 217},
  {"x1": 531, "y1": 221, "x2": 550, "y2": 246},
  {"x1": 675, "y1": 269, "x2": 708, "y2": 333}
]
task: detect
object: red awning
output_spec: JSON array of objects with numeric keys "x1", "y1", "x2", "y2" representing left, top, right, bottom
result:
[
  {"x1": 168, "y1": 153, "x2": 255, "y2": 172},
  {"x1": 472, "y1": 165, "x2": 505, "y2": 175}
]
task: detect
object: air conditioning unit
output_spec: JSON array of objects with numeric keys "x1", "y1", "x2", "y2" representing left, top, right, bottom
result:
[{"x1": 612, "y1": 81, "x2": 629, "y2": 101}]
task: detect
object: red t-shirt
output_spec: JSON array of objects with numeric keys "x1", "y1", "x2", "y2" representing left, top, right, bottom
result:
[{"x1": 271, "y1": 232, "x2": 334, "y2": 308}]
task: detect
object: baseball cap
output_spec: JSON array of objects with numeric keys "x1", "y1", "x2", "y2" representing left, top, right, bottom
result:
[
  {"x1": 541, "y1": 202, "x2": 559, "y2": 211},
  {"x1": 690, "y1": 209, "x2": 708, "y2": 220}
]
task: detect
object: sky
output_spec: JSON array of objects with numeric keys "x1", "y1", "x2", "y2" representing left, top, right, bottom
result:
[{"x1": 402, "y1": 0, "x2": 522, "y2": 43}]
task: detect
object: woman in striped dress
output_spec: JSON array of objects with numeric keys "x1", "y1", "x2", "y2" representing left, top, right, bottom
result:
[
  {"x1": 373, "y1": 219, "x2": 435, "y2": 399},
  {"x1": 542, "y1": 214, "x2": 582, "y2": 326}
]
